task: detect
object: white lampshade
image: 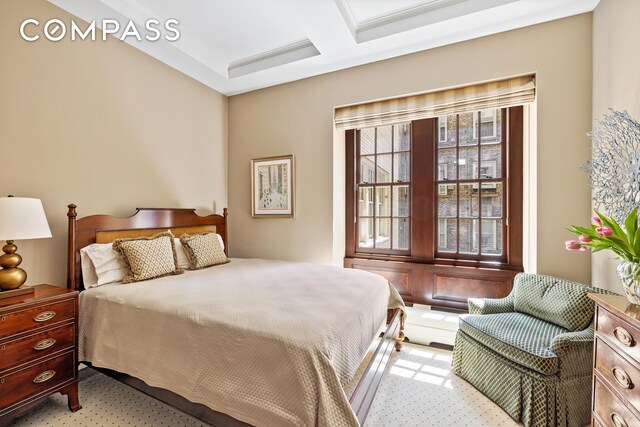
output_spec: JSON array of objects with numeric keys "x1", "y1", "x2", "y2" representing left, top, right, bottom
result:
[{"x1": 0, "y1": 197, "x2": 52, "y2": 241}]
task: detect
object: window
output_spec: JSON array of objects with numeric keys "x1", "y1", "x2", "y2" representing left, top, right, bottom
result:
[
  {"x1": 346, "y1": 107, "x2": 523, "y2": 269},
  {"x1": 473, "y1": 109, "x2": 498, "y2": 140},
  {"x1": 355, "y1": 124, "x2": 411, "y2": 253},
  {"x1": 436, "y1": 109, "x2": 506, "y2": 260},
  {"x1": 438, "y1": 116, "x2": 447, "y2": 143}
]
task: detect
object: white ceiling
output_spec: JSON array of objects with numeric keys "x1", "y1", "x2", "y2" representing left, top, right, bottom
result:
[{"x1": 48, "y1": 0, "x2": 599, "y2": 96}]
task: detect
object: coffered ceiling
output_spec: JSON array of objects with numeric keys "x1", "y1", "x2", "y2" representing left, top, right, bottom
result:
[{"x1": 48, "y1": 0, "x2": 599, "y2": 95}]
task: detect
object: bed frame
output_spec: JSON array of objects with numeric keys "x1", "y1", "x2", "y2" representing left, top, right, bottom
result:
[{"x1": 66, "y1": 204, "x2": 405, "y2": 426}]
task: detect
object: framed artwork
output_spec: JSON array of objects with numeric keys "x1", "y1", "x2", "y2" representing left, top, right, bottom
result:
[{"x1": 251, "y1": 155, "x2": 294, "y2": 218}]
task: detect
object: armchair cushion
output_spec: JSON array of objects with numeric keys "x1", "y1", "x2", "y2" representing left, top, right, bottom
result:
[
  {"x1": 512, "y1": 273, "x2": 595, "y2": 331},
  {"x1": 459, "y1": 311, "x2": 568, "y2": 375}
]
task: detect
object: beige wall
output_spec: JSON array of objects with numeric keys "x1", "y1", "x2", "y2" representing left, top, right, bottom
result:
[
  {"x1": 592, "y1": 0, "x2": 640, "y2": 292},
  {"x1": 0, "y1": 0, "x2": 227, "y2": 286},
  {"x1": 229, "y1": 14, "x2": 594, "y2": 284}
]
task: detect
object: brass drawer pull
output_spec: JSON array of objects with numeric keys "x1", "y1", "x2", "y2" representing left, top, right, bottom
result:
[
  {"x1": 33, "y1": 370, "x2": 56, "y2": 384},
  {"x1": 33, "y1": 311, "x2": 56, "y2": 322},
  {"x1": 611, "y1": 412, "x2": 628, "y2": 427},
  {"x1": 33, "y1": 338, "x2": 56, "y2": 351},
  {"x1": 612, "y1": 366, "x2": 633, "y2": 389},
  {"x1": 613, "y1": 327, "x2": 634, "y2": 347}
]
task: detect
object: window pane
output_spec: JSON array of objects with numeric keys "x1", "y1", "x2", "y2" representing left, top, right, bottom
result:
[
  {"x1": 393, "y1": 218, "x2": 410, "y2": 250},
  {"x1": 376, "y1": 186, "x2": 391, "y2": 216},
  {"x1": 376, "y1": 154, "x2": 392, "y2": 183},
  {"x1": 438, "y1": 183, "x2": 457, "y2": 217},
  {"x1": 376, "y1": 218, "x2": 391, "y2": 249},
  {"x1": 394, "y1": 124, "x2": 411, "y2": 151},
  {"x1": 438, "y1": 115, "x2": 456, "y2": 148},
  {"x1": 377, "y1": 126, "x2": 393, "y2": 153},
  {"x1": 437, "y1": 148, "x2": 456, "y2": 181},
  {"x1": 393, "y1": 123, "x2": 411, "y2": 151},
  {"x1": 481, "y1": 182, "x2": 503, "y2": 218},
  {"x1": 360, "y1": 155, "x2": 376, "y2": 183},
  {"x1": 481, "y1": 219, "x2": 502, "y2": 256},
  {"x1": 360, "y1": 128, "x2": 375, "y2": 155},
  {"x1": 459, "y1": 183, "x2": 479, "y2": 218},
  {"x1": 358, "y1": 187, "x2": 373, "y2": 217},
  {"x1": 394, "y1": 152, "x2": 410, "y2": 182},
  {"x1": 393, "y1": 185, "x2": 410, "y2": 217},
  {"x1": 459, "y1": 218, "x2": 479, "y2": 254},
  {"x1": 358, "y1": 218, "x2": 373, "y2": 248},
  {"x1": 438, "y1": 218, "x2": 457, "y2": 253},
  {"x1": 458, "y1": 146, "x2": 477, "y2": 180},
  {"x1": 480, "y1": 109, "x2": 501, "y2": 144},
  {"x1": 459, "y1": 112, "x2": 477, "y2": 146},
  {"x1": 481, "y1": 145, "x2": 501, "y2": 178}
]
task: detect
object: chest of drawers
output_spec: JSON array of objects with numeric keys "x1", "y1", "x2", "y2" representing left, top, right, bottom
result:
[
  {"x1": 590, "y1": 293, "x2": 640, "y2": 427},
  {"x1": 0, "y1": 285, "x2": 80, "y2": 426}
]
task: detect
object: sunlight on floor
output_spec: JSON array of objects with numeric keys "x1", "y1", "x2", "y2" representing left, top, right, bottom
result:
[{"x1": 390, "y1": 355, "x2": 452, "y2": 387}]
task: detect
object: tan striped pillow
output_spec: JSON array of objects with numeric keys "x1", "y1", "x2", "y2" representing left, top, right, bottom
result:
[
  {"x1": 113, "y1": 232, "x2": 183, "y2": 283},
  {"x1": 179, "y1": 232, "x2": 228, "y2": 270}
]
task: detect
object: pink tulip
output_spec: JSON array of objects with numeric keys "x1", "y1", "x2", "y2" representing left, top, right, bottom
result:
[
  {"x1": 565, "y1": 240, "x2": 582, "y2": 250},
  {"x1": 596, "y1": 226, "x2": 613, "y2": 237},
  {"x1": 578, "y1": 235, "x2": 592, "y2": 243},
  {"x1": 592, "y1": 216, "x2": 602, "y2": 225}
]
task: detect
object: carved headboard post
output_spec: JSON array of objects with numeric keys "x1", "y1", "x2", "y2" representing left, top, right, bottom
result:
[{"x1": 67, "y1": 204, "x2": 77, "y2": 291}]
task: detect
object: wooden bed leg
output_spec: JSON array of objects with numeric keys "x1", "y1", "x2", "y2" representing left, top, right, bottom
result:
[{"x1": 395, "y1": 310, "x2": 405, "y2": 352}]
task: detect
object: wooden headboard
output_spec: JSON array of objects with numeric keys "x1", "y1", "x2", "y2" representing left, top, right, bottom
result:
[{"x1": 66, "y1": 204, "x2": 228, "y2": 291}]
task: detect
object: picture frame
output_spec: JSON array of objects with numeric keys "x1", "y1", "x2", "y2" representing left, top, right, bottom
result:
[{"x1": 251, "y1": 155, "x2": 295, "y2": 218}]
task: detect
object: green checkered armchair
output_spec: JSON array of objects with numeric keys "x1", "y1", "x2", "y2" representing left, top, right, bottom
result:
[{"x1": 452, "y1": 273, "x2": 614, "y2": 427}]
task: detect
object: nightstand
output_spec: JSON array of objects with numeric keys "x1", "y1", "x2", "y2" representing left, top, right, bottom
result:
[{"x1": 0, "y1": 285, "x2": 80, "y2": 426}]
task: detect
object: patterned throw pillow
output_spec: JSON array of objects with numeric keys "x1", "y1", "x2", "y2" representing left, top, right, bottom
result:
[
  {"x1": 179, "y1": 232, "x2": 228, "y2": 270},
  {"x1": 112, "y1": 232, "x2": 183, "y2": 283}
]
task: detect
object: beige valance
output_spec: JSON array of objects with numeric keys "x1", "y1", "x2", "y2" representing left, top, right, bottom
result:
[{"x1": 334, "y1": 75, "x2": 535, "y2": 130}]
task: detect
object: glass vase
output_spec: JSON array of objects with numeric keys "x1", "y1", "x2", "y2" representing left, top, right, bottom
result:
[{"x1": 617, "y1": 260, "x2": 640, "y2": 305}]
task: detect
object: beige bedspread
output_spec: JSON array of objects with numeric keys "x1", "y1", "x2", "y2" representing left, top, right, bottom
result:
[{"x1": 79, "y1": 258, "x2": 404, "y2": 427}]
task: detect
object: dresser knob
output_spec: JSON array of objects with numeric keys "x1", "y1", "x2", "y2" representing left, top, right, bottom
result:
[
  {"x1": 33, "y1": 311, "x2": 56, "y2": 322},
  {"x1": 612, "y1": 366, "x2": 633, "y2": 389},
  {"x1": 613, "y1": 327, "x2": 634, "y2": 347},
  {"x1": 33, "y1": 370, "x2": 56, "y2": 384},
  {"x1": 1, "y1": 316, "x2": 5, "y2": 322},
  {"x1": 0, "y1": 345, "x2": 4, "y2": 351},
  {"x1": 33, "y1": 338, "x2": 56, "y2": 351},
  {"x1": 611, "y1": 412, "x2": 628, "y2": 427}
]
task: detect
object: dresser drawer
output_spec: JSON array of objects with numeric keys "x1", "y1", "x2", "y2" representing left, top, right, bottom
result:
[
  {"x1": 0, "y1": 323, "x2": 74, "y2": 372},
  {"x1": 594, "y1": 376, "x2": 638, "y2": 427},
  {"x1": 0, "y1": 299, "x2": 75, "y2": 338},
  {"x1": 596, "y1": 305, "x2": 640, "y2": 363},
  {"x1": 595, "y1": 337, "x2": 640, "y2": 414},
  {"x1": 0, "y1": 351, "x2": 75, "y2": 410}
]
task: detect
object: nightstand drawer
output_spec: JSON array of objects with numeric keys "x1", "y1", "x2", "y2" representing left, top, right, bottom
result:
[
  {"x1": 0, "y1": 299, "x2": 75, "y2": 337},
  {"x1": 0, "y1": 351, "x2": 75, "y2": 410},
  {"x1": 596, "y1": 305, "x2": 640, "y2": 363},
  {"x1": 0, "y1": 323, "x2": 74, "y2": 372}
]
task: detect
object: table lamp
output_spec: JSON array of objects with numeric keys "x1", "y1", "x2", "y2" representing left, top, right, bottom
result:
[{"x1": 0, "y1": 196, "x2": 52, "y2": 291}]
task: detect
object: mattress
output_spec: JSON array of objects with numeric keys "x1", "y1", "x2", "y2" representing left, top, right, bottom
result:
[{"x1": 79, "y1": 258, "x2": 404, "y2": 427}]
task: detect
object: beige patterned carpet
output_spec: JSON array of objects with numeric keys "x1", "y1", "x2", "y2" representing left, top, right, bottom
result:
[{"x1": 12, "y1": 343, "x2": 520, "y2": 427}]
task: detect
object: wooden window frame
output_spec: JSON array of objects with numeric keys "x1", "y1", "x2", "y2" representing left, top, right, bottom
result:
[{"x1": 346, "y1": 106, "x2": 523, "y2": 271}]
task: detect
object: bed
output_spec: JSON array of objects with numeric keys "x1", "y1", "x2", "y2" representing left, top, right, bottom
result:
[{"x1": 66, "y1": 204, "x2": 405, "y2": 427}]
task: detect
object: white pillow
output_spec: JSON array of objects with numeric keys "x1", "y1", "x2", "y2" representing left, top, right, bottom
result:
[
  {"x1": 174, "y1": 238, "x2": 190, "y2": 270},
  {"x1": 79, "y1": 249, "x2": 99, "y2": 288},
  {"x1": 80, "y1": 243, "x2": 126, "y2": 286}
]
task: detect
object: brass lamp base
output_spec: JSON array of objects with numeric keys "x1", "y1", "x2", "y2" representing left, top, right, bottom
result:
[{"x1": 0, "y1": 240, "x2": 27, "y2": 291}]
